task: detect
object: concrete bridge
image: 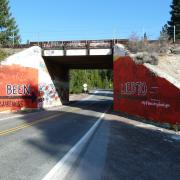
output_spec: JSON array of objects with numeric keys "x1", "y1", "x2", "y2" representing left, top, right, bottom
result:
[
  {"x1": 34, "y1": 39, "x2": 128, "y2": 69},
  {"x1": 0, "y1": 39, "x2": 180, "y2": 126}
]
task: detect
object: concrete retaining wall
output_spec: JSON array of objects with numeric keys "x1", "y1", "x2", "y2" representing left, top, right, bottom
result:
[
  {"x1": 113, "y1": 45, "x2": 180, "y2": 125},
  {"x1": 0, "y1": 46, "x2": 68, "y2": 112}
]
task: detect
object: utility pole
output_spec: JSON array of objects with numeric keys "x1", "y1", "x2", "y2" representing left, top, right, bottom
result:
[
  {"x1": 37, "y1": 32, "x2": 40, "y2": 46},
  {"x1": 173, "y1": 25, "x2": 176, "y2": 43},
  {"x1": 113, "y1": 28, "x2": 116, "y2": 45}
]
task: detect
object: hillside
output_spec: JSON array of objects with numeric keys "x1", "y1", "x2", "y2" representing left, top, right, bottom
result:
[
  {"x1": 0, "y1": 48, "x2": 26, "y2": 62},
  {"x1": 157, "y1": 54, "x2": 180, "y2": 82},
  {"x1": 128, "y1": 44, "x2": 180, "y2": 87}
]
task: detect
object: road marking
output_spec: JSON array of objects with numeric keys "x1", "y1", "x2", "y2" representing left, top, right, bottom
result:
[
  {"x1": 0, "y1": 114, "x2": 24, "y2": 122},
  {"x1": 0, "y1": 107, "x2": 81, "y2": 136},
  {"x1": 0, "y1": 91, "x2": 99, "y2": 122},
  {"x1": 42, "y1": 106, "x2": 110, "y2": 180},
  {"x1": 0, "y1": 90, "x2": 110, "y2": 136},
  {"x1": 0, "y1": 106, "x2": 65, "y2": 122},
  {"x1": 0, "y1": 100, "x2": 102, "y2": 137},
  {"x1": 0, "y1": 113, "x2": 62, "y2": 136}
]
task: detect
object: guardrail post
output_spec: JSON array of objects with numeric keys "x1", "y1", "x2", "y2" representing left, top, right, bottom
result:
[
  {"x1": 86, "y1": 41, "x2": 90, "y2": 56},
  {"x1": 63, "y1": 42, "x2": 66, "y2": 56}
]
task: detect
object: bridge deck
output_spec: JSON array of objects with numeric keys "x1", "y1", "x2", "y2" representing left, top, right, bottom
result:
[{"x1": 39, "y1": 39, "x2": 128, "y2": 57}]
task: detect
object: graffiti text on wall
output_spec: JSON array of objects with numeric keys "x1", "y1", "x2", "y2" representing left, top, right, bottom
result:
[
  {"x1": 38, "y1": 83, "x2": 59, "y2": 106},
  {"x1": 0, "y1": 100, "x2": 24, "y2": 107},
  {"x1": 6, "y1": 84, "x2": 31, "y2": 95},
  {"x1": 120, "y1": 82, "x2": 147, "y2": 96},
  {"x1": 0, "y1": 84, "x2": 37, "y2": 107},
  {"x1": 141, "y1": 100, "x2": 170, "y2": 109}
]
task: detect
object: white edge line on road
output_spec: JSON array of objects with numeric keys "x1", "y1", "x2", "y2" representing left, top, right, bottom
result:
[{"x1": 42, "y1": 107, "x2": 109, "y2": 180}]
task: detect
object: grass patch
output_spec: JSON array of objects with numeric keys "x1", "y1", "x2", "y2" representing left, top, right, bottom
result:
[{"x1": 0, "y1": 49, "x2": 8, "y2": 62}]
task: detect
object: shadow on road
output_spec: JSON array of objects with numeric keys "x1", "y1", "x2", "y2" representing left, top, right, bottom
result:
[{"x1": 1, "y1": 90, "x2": 180, "y2": 180}]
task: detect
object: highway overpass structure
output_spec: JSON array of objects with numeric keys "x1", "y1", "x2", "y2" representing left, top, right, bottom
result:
[{"x1": 0, "y1": 39, "x2": 180, "y2": 126}]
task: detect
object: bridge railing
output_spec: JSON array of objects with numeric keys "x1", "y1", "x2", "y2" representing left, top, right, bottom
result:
[
  {"x1": 30, "y1": 39, "x2": 129, "y2": 50},
  {"x1": 2, "y1": 39, "x2": 180, "y2": 50},
  {"x1": 0, "y1": 39, "x2": 129, "y2": 49}
]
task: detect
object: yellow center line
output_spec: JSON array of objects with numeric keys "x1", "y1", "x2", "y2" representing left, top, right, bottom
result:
[
  {"x1": 0, "y1": 107, "x2": 81, "y2": 137},
  {"x1": 0, "y1": 100, "x2": 101, "y2": 137},
  {"x1": 0, "y1": 113, "x2": 62, "y2": 136}
]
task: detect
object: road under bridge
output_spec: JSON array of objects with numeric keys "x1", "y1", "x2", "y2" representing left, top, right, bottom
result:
[{"x1": 0, "y1": 39, "x2": 180, "y2": 125}]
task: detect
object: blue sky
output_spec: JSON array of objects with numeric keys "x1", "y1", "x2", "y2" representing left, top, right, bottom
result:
[{"x1": 9, "y1": 0, "x2": 172, "y2": 43}]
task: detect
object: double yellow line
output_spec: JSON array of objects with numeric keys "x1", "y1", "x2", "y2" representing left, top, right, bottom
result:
[
  {"x1": 0, "y1": 113, "x2": 62, "y2": 136},
  {"x1": 0, "y1": 107, "x2": 81, "y2": 137},
  {"x1": 0, "y1": 101, "x2": 100, "y2": 137}
]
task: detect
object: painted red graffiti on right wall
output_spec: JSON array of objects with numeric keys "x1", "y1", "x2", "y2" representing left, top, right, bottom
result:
[{"x1": 114, "y1": 56, "x2": 180, "y2": 125}]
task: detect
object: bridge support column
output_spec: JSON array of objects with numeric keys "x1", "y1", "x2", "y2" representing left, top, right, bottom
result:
[{"x1": 44, "y1": 61, "x2": 69, "y2": 104}]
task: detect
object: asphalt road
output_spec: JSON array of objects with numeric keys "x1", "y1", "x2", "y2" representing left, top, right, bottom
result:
[
  {"x1": 0, "y1": 90, "x2": 112, "y2": 180},
  {"x1": 103, "y1": 110, "x2": 180, "y2": 180},
  {"x1": 1, "y1": 90, "x2": 180, "y2": 180}
]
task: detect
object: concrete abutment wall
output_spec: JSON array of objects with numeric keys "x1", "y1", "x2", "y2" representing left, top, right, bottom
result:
[
  {"x1": 0, "y1": 46, "x2": 69, "y2": 112},
  {"x1": 113, "y1": 45, "x2": 180, "y2": 125},
  {"x1": 1, "y1": 45, "x2": 179, "y2": 126},
  {"x1": 44, "y1": 61, "x2": 69, "y2": 104}
]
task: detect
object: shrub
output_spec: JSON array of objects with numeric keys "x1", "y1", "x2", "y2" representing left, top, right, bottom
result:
[
  {"x1": 132, "y1": 52, "x2": 159, "y2": 65},
  {"x1": 127, "y1": 32, "x2": 171, "y2": 55},
  {"x1": 0, "y1": 49, "x2": 7, "y2": 62}
]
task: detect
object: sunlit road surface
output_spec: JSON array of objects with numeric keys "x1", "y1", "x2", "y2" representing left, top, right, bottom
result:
[{"x1": 0, "y1": 90, "x2": 112, "y2": 180}]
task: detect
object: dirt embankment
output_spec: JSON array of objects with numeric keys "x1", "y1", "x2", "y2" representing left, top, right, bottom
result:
[
  {"x1": 157, "y1": 54, "x2": 180, "y2": 82},
  {"x1": 129, "y1": 44, "x2": 180, "y2": 85}
]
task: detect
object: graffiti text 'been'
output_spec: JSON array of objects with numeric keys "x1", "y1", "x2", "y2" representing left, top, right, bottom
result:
[{"x1": 6, "y1": 84, "x2": 31, "y2": 95}]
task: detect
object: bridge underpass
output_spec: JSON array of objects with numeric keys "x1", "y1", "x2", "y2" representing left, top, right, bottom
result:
[
  {"x1": 41, "y1": 40, "x2": 114, "y2": 104},
  {"x1": 0, "y1": 39, "x2": 180, "y2": 125},
  {"x1": 43, "y1": 55, "x2": 113, "y2": 69},
  {"x1": 1, "y1": 40, "x2": 180, "y2": 180}
]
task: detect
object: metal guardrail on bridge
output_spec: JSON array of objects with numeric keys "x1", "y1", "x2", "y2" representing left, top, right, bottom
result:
[
  {"x1": 2, "y1": 39, "x2": 180, "y2": 49},
  {"x1": 30, "y1": 39, "x2": 129, "y2": 50}
]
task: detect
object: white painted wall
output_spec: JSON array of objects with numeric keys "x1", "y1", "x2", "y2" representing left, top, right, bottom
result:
[
  {"x1": 114, "y1": 44, "x2": 127, "y2": 57},
  {"x1": 43, "y1": 48, "x2": 113, "y2": 56},
  {"x1": 1, "y1": 46, "x2": 62, "y2": 109},
  {"x1": 1, "y1": 46, "x2": 41, "y2": 68},
  {"x1": 89, "y1": 49, "x2": 111, "y2": 55},
  {"x1": 66, "y1": 49, "x2": 87, "y2": 56},
  {"x1": 44, "y1": 50, "x2": 64, "y2": 56}
]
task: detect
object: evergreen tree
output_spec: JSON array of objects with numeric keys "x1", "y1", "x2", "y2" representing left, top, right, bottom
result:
[
  {"x1": 160, "y1": 24, "x2": 169, "y2": 40},
  {"x1": 167, "y1": 0, "x2": 180, "y2": 39},
  {"x1": 69, "y1": 69, "x2": 113, "y2": 93},
  {"x1": 143, "y1": 32, "x2": 148, "y2": 41},
  {"x1": 0, "y1": 0, "x2": 20, "y2": 45}
]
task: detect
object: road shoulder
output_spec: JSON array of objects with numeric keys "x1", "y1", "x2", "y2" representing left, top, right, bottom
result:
[{"x1": 103, "y1": 110, "x2": 180, "y2": 180}]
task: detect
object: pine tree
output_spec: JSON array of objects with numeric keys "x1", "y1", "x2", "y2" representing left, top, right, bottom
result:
[
  {"x1": 143, "y1": 32, "x2": 148, "y2": 41},
  {"x1": 69, "y1": 69, "x2": 113, "y2": 93},
  {"x1": 167, "y1": 0, "x2": 180, "y2": 39},
  {"x1": 0, "y1": 0, "x2": 20, "y2": 45},
  {"x1": 160, "y1": 24, "x2": 169, "y2": 40}
]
